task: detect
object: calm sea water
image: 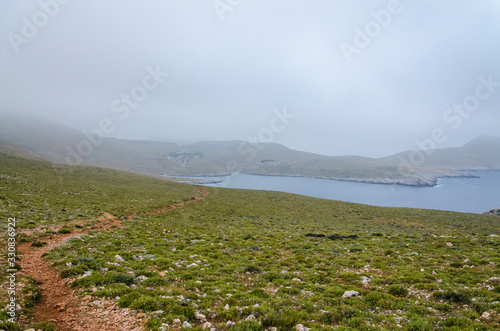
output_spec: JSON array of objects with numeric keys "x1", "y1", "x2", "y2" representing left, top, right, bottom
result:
[{"x1": 193, "y1": 171, "x2": 500, "y2": 214}]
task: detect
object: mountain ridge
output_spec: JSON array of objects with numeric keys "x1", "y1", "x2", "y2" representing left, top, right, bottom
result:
[{"x1": 1, "y1": 115, "x2": 499, "y2": 186}]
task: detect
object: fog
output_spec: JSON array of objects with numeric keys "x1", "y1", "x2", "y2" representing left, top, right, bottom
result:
[{"x1": 1, "y1": 0, "x2": 499, "y2": 157}]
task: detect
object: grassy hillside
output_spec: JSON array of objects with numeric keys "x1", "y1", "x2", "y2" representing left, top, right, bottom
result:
[
  {"x1": 1, "y1": 115, "x2": 500, "y2": 186},
  {"x1": 1, "y1": 153, "x2": 499, "y2": 330}
]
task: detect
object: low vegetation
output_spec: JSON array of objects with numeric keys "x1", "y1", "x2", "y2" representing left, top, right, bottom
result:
[{"x1": 1, "y1": 153, "x2": 499, "y2": 330}]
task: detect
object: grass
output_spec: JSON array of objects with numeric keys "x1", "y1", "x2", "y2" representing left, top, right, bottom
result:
[{"x1": 1, "y1": 152, "x2": 499, "y2": 330}]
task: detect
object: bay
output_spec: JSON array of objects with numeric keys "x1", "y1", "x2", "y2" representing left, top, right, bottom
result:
[{"x1": 190, "y1": 171, "x2": 500, "y2": 214}]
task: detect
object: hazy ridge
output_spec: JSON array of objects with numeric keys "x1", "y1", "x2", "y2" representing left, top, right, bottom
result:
[{"x1": 1, "y1": 115, "x2": 500, "y2": 186}]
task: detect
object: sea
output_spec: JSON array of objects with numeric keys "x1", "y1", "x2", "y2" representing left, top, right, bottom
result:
[{"x1": 186, "y1": 171, "x2": 500, "y2": 214}]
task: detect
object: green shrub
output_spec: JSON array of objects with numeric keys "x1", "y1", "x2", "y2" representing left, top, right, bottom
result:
[
  {"x1": 22, "y1": 283, "x2": 42, "y2": 308},
  {"x1": 261, "y1": 308, "x2": 304, "y2": 330},
  {"x1": 231, "y1": 319, "x2": 261, "y2": 331},
  {"x1": 29, "y1": 321, "x2": 56, "y2": 331},
  {"x1": 129, "y1": 295, "x2": 160, "y2": 311},
  {"x1": 61, "y1": 265, "x2": 87, "y2": 278},
  {"x1": 31, "y1": 240, "x2": 47, "y2": 247},
  {"x1": 405, "y1": 316, "x2": 433, "y2": 331},
  {"x1": 0, "y1": 322, "x2": 22, "y2": 331},
  {"x1": 58, "y1": 226, "x2": 72, "y2": 234},
  {"x1": 103, "y1": 272, "x2": 134, "y2": 285},
  {"x1": 118, "y1": 292, "x2": 141, "y2": 308},
  {"x1": 432, "y1": 290, "x2": 470, "y2": 304},
  {"x1": 387, "y1": 285, "x2": 408, "y2": 297}
]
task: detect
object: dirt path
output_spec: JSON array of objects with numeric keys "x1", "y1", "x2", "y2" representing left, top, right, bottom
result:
[{"x1": 18, "y1": 188, "x2": 208, "y2": 331}]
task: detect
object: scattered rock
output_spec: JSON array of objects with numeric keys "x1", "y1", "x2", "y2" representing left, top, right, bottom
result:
[
  {"x1": 481, "y1": 311, "x2": 490, "y2": 320},
  {"x1": 483, "y1": 208, "x2": 500, "y2": 216},
  {"x1": 295, "y1": 324, "x2": 310, "y2": 331},
  {"x1": 227, "y1": 320, "x2": 236, "y2": 327},
  {"x1": 361, "y1": 276, "x2": 370, "y2": 285},
  {"x1": 195, "y1": 313, "x2": 206, "y2": 321},
  {"x1": 24, "y1": 329, "x2": 36, "y2": 331},
  {"x1": 202, "y1": 322, "x2": 212, "y2": 329},
  {"x1": 115, "y1": 254, "x2": 125, "y2": 262},
  {"x1": 246, "y1": 314, "x2": 256, "y2": 320},
  {"x1": 446, "y1": 242, "x2": 453, "y2": 247},
  {"x1": 224, "y1": 304, "x2": 230, "y2": 310},
  {"x1": 342, "y1": 290, "x2": 359, "y2": 298},
  {"x1": 486, "y1": 277, "x2": 500, "y2": 284},
  {"x1": 173, "y1": 319, "x2": 181, "y2": 326},
  {"x1": 183, "y1": 321, "x2": 192, "y2": 328}
]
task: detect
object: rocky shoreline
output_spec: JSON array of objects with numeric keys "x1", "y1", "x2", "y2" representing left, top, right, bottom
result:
[{"x1": 483, "y1": 208, "x2": 500, "y2": 216}]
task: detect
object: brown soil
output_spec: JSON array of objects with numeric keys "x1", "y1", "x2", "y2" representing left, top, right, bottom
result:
[{"x1": 18, "y1": 188, "x2": 208, "y2": 330}]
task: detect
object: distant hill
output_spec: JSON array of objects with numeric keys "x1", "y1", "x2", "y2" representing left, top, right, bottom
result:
[{"x1": 1, "y1": 115, "x2": 499, "y2": 186}]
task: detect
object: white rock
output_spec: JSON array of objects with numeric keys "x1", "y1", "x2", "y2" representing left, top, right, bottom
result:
[
  {"x1": 295, "y1": 324, "x2": 310, "y2": 331},
  {"x1": 196, "y1": 313, "x2": 206, "y2": 320},
  {"x1": 115, "y1": 254, "x2": 125, "y2": 262},
  {"x1": 183, "y1": 321, "x2": 192, "y2": 328},
  {"x1": 202, "y1": 322, "x2": 212, "y2": 329},
  {"x1": 446, "y1": 242, "x2": 453, "y2": 247},
  {"x1": 342, "y1": 290, "x2": 359, "y2": 298},
  {"x1": 361, "y1": 276, "x2": 370, "y2": 285},
  {"x1": 224, "y1": 304, "x2": 230, "y2": 310},
  {"x1": 246, "y1": 314, "x2": 256, "y2": 320},
  {"x1": 24, "y1": 329, "x2": 36, "y2": 331},
  {"x1": 486, "y1": 277, "x2": 500, "y2": 283},
  {"x1": 173, "y1": 319, "x2": 181, "y2": 325},
  {"x1": 227, "y1": 320, "x2": 236, "y2": 327},
  {"x1": 187, "y1": 263, "x2": 198, "y2": 268},
  {"x1": 481, "y1": 311, "x2": 490, "y2": 320}
]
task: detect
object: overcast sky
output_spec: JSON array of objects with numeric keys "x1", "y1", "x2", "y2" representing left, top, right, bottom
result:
[{"x1": 1, "y1": 0, "x2": 499, "y2": 157}]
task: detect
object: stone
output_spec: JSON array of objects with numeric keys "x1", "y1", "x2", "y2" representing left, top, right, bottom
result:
[
  {"x1": 173, "y1": 319, "x2": 181, "y2": 326},
  {"x1": 227, "y1": 320, "x2": 236, "y2": 327},
  {"x1": 115, "y1": 254, "x2": 125, "y2": 262},
  {"x1": 295, "y1": 324, "x2": 310, "y2": 331},
  {"x1": 361, "y1": 276, "x2": 370, "y2": 285},
  {"x1": 342, "y1": 290, "x2": 359, "y2": 298},
  {"x1": 481, "y1": 311, "x2": 490, "y2": 320},
  {"x1": 195, "y1": 313, "x2": 206, "y2": 320},
  {"x1": 202, "y1": 322, "x2": 212, "y2": 329},
  {"x1": 486, "y1": 277, "x2": 500, "y2": 284},
  {"x1": 183, "y1": 321, "x2": 192, "y2": 328},
  {"x1": 224, "y1": 304, "x2": 230, "y2": 310},
  {"x1": 446, "y1": 242, "x2": 453, "y2": 247},
  {"x1": 246, "y1": 314, "x2": 256, "y2": 320}
]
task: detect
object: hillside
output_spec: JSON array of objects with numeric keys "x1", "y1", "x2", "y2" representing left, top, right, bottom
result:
[
  {"x1": 0, "y1": 152, "x2": 499, "y2": 330},
  {"x1": 1, "y1": 115, "x2": 500, "y2": 186}
]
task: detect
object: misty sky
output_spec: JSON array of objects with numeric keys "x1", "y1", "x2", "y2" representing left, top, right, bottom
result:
[{"x1": 1, "y1": 0, "x2": 500, "y2": 157}]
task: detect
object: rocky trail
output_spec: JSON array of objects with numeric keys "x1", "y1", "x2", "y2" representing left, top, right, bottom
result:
[{"x1": 18, "y1": 188, "x2": 208, "y2": 331}]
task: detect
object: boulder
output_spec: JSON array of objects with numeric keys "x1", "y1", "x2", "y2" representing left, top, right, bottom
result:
[
  {"x1": 342, "y1": 290, "x2": 359, "y2": 298},
  {"x1": 483, "y1": 208, "x2": 500, "y2": 216}
]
